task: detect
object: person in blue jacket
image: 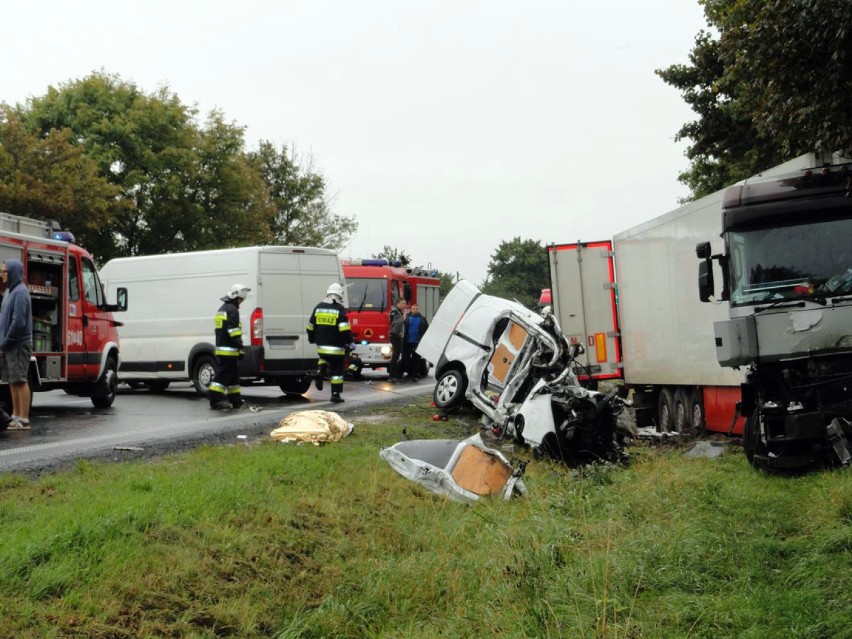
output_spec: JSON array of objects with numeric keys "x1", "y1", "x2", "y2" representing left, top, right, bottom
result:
[
  {"x1": 401, "y1": 303, "x2": 429, "y2": 381},
  {"x1": 0, "y1": 259, "x2": 33, "y2": 430}
]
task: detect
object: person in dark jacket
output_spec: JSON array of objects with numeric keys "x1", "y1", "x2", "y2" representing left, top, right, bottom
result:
[
  {"x1": 387, "y1": 298, "x2": 407, "y2": 381},
  {"x1": 0, "y1": 259, "x2": 33, "y2": 430},
  {"x1": 307, "y1": 283, "x2": 351, "y2": 403},
  {"x1": 401, "y1": 303, "x2": 429, "y2": 380},
  {"x1": 209, "y1": 284, "x2": 250, "y2": 410}
]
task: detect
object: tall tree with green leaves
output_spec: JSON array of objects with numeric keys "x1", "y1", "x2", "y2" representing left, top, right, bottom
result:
[
  {"x1": 481, "y1": 237, "x2": 549, "y2": 310},
  {"x1": 371, "y1": 246, "x2": 411, "y2": 267},
  {"x1": 0, "y1": 105, "x2": 121, "y2": 245},
  {"x1": 657, "y1": 0, "x2": 852, "y2": 199},
  {"x1": 248, "y1": 141, "x2": 356, "y2": 250}
]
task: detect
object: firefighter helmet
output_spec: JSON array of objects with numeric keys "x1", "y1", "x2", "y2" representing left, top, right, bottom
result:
[
  {"x1": 326, "y1": 283, "x2": 344, "y2": 300},
  {"x1": 227, "y1": 283, "x2": 252, "y2": 300}
]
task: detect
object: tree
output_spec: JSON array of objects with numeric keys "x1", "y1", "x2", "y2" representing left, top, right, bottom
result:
[
  {"x1": 481, "y1": 237, "x2": 549, "y2": 310},
  {"x1": 372, "y1": 246, "x2": 411, "y2": 267},
  {"x1": 0, "y1": 105, "x2": 121, "y2": 246},
  {"x1": 657, "y1": 1, "x2": 852, "y2": 199},
  {"x1": 248, "y1": 141, "x2": 356, "y2": 250}
]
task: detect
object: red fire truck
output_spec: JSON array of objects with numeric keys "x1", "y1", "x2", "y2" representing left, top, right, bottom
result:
[
  {"x1": 342, "y1": 259, "x2": 441, "y2": 371},
  {"x1": 0, "y1": 212, "x2": 128, "y2": 418}
]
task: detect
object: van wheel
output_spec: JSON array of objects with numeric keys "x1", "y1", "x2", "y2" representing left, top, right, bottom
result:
[
  {"x1": 146, "y1": 381, "x2": 171, "y2": 392},
  {"x1": 0, "y1": 385, "x2": 12, "y2": 418},
  {"x1": 192, "y1": 354, "x2": 216, "y2": 396},
  {"x1": 91, "y1": 356, "x2": 118, "y2": 408},
  {"x1": 433, "y1": 369, "x2": 466, "y2": 410},
  {"x1": 279, "y1": 377, "x2": 312, "y2": 395}
]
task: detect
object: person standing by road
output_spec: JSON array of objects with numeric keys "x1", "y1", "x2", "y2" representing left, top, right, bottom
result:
[
  {"x1": 401, "y1": 303, "x2": 429, "y2": 380},
  {"x1": 0, "y1": 259, "x2": 33, "y2": 430},
  {"x1": 387, "y1": 298, "x2": 406, "y2": 381},
  {"x1": 307, "y1": 283, "x2": 351, "y2": 403},
  {"x1": 209, "y1": 284, "x2": 251, "y2": 410}
]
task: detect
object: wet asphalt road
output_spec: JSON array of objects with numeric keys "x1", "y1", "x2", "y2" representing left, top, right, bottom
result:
[{"x1": 0, "y1": 372, "x2": 435, "y2": 474}]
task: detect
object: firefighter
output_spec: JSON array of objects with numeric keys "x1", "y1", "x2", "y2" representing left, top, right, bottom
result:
[
  {"x1": 307, "y1": 282, "x2": 351, "y2": 403},
  {"x1": 209, "y1": 283, "x2": 251, "y2": 410}
]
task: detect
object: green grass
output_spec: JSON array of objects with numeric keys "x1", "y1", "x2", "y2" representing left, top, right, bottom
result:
[{"x1": 0, "y1": 397, "x2": 850, "y2": 638}]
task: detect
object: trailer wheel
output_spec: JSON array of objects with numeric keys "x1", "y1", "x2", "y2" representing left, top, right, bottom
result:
[
  {"x1": 657, "y1": 388, "x2": 676, "y2": 433},
  {"x1": 192, "y1": 354, "x2": 216, "y2": 396},
  {"x1": 91, "y1": 355, "x2": 118, "y2": 408},
  {"x1": 433, "y1": 368, "x2": 467, "y2": 410},
  {"x1": 689, "y1": 388, "x2": 705, "y2": 432},
  {"x1": 673, "y1": 389, "x2": 692, "y2": 434}
]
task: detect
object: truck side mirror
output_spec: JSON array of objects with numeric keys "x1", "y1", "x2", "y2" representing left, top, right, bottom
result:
[
  {"x1": 695, "y1": 242, "x2": 711, "y2": 259},
  {"x1": 116, "y1": 287, "x2": 128, "y2": 311},
  {"x1": 101, "y1": 287, "x2": 128, "y2": 312},
  {"x1": 403, "y1": 283, "x2": 412, "y2": 302},
  {"x1": 698, "y1": 260, "x2": 715, "y2": 302}
]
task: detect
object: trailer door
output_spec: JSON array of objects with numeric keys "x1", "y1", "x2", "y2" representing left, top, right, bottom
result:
[{"x1": 547, "y1": 242, "x2": 621, "y2": 382}]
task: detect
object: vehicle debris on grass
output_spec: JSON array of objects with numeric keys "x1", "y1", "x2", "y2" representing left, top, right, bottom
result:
[{"x1": 380, "y1": 433, "x2": 527, "y2": 504}]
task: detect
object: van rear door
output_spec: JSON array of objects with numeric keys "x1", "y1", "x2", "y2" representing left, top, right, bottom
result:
[{"x1": 417, "y1": 280, "x2": 480, "y2": 365}]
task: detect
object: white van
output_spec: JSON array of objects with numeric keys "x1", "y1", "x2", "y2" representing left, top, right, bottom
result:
[{"x1": 100, "y1": 246, "x2": 345, "y2": 395}]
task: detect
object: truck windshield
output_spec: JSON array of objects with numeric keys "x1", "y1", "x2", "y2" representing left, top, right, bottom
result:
[
  {"x1": 347, "y1": 278, "x2": 388, "y2": 312},
  {"x1": 728, "y1": 217, "x2": 852, "y2": 306}
]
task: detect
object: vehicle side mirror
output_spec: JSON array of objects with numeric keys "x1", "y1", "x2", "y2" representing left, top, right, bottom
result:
[
  {"x1": 101, "y1": 287, "x2": 128, "y2": 312},
  {"x1": 696, "y1": 242, "x2": 711, "y2": 259},
  {"x1": 403, "y1": 283, "x2": 412, "y2": 302},
  {"x1": 698, "y1": 259, "x2": 715, "y2": 302}
]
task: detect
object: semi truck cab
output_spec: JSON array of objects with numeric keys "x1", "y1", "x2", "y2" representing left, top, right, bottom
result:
[{"x1": 697, "y1": 157, "x2": 852, "y2": 468}]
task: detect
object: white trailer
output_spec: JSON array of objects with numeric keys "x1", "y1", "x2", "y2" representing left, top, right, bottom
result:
[
  {"x1": 548, "y1": 154, "x2": 826, "y2": 434},
  {"x1": 100, "y1": 246, "x2": 344, "y2": 396}
]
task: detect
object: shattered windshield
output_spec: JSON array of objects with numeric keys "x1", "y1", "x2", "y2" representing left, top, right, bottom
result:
[
  {"x1": 728, "y1": 217, "x2": 852, "y2": 306},
  {"x1": 347, "y1": 278, "x2": 388, "y2": 311}
]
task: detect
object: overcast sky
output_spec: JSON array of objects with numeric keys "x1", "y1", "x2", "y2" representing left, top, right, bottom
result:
[{"x1": 4, "y1": 1, "x2": 707, "y2": 283}]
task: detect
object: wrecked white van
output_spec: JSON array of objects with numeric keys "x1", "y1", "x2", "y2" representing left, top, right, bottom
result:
[{"x1": 417, "y1": 280, "x2": 633, "y2": 463}]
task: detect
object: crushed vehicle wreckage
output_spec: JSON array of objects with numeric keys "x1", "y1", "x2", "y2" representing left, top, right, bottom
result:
[{"x1": 416, "y1": 280, "x2": 635, "y2": 464}]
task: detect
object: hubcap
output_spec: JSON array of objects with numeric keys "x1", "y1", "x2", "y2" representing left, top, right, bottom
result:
[{"x1": 437, "y1": 375, "x2": 458, "y2": 403}]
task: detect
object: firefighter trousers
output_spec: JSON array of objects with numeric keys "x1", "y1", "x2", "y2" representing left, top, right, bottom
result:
[
  {"x1": 209, "y1": 356, "x2": 242, "y2": 407},
  {"x1": 319, "y1": 353, "x2": 345, "y2": 397}
]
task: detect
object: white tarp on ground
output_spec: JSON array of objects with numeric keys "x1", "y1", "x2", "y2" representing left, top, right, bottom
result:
[
  {"x1": 270, "y1": 410, "x2": 354, "y2": 444},
  {"x1": 380, "y1": 434, "x2": 527, "y2": 504}
]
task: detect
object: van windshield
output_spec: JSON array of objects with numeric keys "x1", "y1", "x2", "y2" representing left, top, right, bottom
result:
[{"x1": 348, "y1": 278, "x2": 388, "y2": 312}]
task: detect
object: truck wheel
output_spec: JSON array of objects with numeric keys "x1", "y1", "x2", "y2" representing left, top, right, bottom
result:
[
  {"x1": 279, "y1": 376, "x2": 312, "y2": 395},
  {"x1": 673, "y1": 389, "x2": 692, "y2": 434},
  {"x1": 689, "y1": 388, "x2": 705, "y2": 432},
  {"x1": 743, "y1": 412, "x2": 769, "y2": 469},
  {"x1": 433, "y1": 369, "x2": 467, "y2": 410},
  {"x1": 192, "y1": 354, "x2": 216, "y2": 396},
  {"x1": 91, "y1": 356, "x2": 118, "y2": 408},
  {"x1": 657, "y1": 388, "x2": 676, "y2": 433}
]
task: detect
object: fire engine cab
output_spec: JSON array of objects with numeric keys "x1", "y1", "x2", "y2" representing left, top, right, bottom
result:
[
  {"x1": 342, "y1": 259, "x2": 441, "y2": 370},
  {"x1": 0, "y1": 212, "x2": 128, "y2": 414}
]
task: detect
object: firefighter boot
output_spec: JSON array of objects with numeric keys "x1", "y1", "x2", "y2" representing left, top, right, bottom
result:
[
  {"x1": 315, "y1": 361, "x2": 325, "y2": 391},
  {"x1": 330, "y1": 393, "x2": 344, "y2": 404}
]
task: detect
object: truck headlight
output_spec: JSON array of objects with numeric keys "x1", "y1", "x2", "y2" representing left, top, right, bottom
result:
[{"x1": 380, "y1": 345, "x2": 392, "y2": 356}]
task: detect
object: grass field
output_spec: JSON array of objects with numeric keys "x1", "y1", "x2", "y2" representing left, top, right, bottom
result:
[{"x1": 0, "y1": 396, "x2": 849, "y2": 638}]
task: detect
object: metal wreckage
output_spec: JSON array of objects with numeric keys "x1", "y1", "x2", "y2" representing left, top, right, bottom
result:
[{"x1": 422, "y1": 282, "x2": 631, "y2": 446}]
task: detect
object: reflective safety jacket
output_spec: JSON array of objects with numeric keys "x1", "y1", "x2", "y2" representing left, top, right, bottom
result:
[
  {"x1": 307, "y1": 299, "x2": 351, "y2": 356},
  {"x1": 214, "y1": 300, "x2": 243, "y2": 357}
]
